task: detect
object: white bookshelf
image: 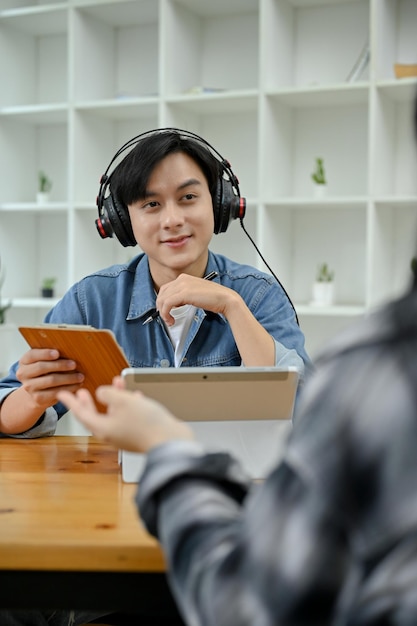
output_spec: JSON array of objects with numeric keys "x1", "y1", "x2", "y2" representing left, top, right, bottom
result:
[{"x1": 0, "y1": 0, "x2": 416, "y2": 361}]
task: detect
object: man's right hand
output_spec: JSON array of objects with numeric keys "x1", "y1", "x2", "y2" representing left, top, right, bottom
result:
[
  {"x1": 0, "y1": 349, "x2": 85, "y2": 436},
  {"x1": 16, "y1": 348, "x2": 85, "y2": 410}
]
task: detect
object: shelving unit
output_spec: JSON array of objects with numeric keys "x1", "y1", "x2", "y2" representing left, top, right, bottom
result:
[{"x1": 0, "y1": 0, "x2": 416, "y2": 361}]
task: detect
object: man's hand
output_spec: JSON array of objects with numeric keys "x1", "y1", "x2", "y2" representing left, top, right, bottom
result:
[
  {"x1": 156, "y1": 273, "x2": 235, "y2": 326},
  {"x1": 16, "y1": 348, "x2": 85, "y2": 411}
]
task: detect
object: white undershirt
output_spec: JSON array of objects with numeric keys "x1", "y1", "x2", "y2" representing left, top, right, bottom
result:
[{"x1": 165, "y1": 304, "x2": 197, "y2": 367}]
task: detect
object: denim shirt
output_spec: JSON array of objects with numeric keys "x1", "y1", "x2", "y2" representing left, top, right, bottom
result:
[{"x1": 0, "y1": 251, "x2": 310, "y2": 438}]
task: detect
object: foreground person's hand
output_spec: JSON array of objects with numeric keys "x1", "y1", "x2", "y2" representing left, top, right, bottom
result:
[{"x1": 58, "y1": 384, "x2": 194, "y2": 453}]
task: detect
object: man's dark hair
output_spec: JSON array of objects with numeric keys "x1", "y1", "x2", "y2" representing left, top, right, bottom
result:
[{"x1": 109, "y1": 130, "x2": 220, "y2": 208}]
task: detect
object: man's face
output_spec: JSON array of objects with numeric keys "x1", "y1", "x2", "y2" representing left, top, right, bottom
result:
[{"x1": 128, "y1": 151, "x2": 214, "y2": 287}]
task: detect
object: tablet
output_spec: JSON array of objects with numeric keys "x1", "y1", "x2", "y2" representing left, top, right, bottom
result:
[
  {"x1": 19, "y1": 324, "x2": 129, "y2": 412},
  {"x1": 120, "y1": 366, "x2": 299, "y2": 482},
  {"x1": 122, "y1": 366, "x2": 299, "y2": 422}
]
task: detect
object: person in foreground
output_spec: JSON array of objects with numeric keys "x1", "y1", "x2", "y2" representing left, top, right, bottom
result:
[
  {"x1": 60, "y1": 237, "x2": 417, "y2": 626},
  {"x1": 0, "y1": 128, "x2": 308, "y2": 439}
]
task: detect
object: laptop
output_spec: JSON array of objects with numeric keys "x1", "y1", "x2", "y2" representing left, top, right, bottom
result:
[{"x1": 120, "y1": 366, "x2": 299, "y2": 482}]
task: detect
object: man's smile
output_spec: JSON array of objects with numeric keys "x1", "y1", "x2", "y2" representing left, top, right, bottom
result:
[{"x1": 162, "y1": 235, "x2": 191, "y2": 247}]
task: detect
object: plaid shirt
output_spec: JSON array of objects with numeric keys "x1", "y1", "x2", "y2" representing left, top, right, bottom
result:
[{"x1": 138, "y1": 289, "x2": 417, "y2": 626}]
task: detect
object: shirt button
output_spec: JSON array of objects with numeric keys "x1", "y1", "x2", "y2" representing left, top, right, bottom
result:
[{"x1": 160, "y1": 359, "x2": 170, "y2": 368}]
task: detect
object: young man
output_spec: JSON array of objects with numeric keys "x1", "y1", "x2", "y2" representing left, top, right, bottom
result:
[{"x1": 0, "y1": 129, "x2": 309, "y2": 438}]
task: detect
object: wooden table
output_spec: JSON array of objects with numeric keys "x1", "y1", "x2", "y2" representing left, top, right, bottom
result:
[{"x1": 0, "y1": 436, "x2": 178, "y2": 614}]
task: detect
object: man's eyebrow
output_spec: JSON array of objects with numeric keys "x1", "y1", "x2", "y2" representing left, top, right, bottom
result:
[
  {"x1": 142, "y1": 189, "x2": 157, "y2": 199},
  {"x1": 177, "y1": 178, "x2": 202, "y2": 191}
]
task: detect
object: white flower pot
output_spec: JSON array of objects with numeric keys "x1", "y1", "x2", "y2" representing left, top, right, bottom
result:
[
  {"x1": 313, "y1": 184, "x2": 327, "y2": 199},
  {"x1": 37, "y1": 192, "x2": 50, "y2": 204},
  {"x1": 311, "y1": 281, "x2": 334, "y2": 306}
]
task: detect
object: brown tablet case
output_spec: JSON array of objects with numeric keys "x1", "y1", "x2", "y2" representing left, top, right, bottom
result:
[{"x1": 19, "y1": 325, "x2": 129, "y2": 412}]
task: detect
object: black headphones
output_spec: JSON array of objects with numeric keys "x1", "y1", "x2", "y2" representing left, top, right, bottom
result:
[{"x1": 95, "y1": 128, "x2": 247, "y2": 247}]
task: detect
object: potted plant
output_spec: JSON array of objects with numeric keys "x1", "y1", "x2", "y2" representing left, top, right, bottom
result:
[
  {"x1": 0, "y1": 257, "x2": 11, "y2": 324},
  {"x1": 37, "y1": 170, "x2": 53, "y2": 203},
  {"x1": 41, "y1": 277, "x2": 56, "y2": 298},
  {"x1": 311, "y1": 157, "x2": 327, "y2": 198},
  {"x1": 311, "y1": 262, "x2": 335, "y2": 306}
]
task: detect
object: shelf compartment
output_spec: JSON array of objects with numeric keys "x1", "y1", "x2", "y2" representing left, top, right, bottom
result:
[
  {"x1": 0, "y1": 6, "x2": 68, "y2": 106},
  {"x1": 0, "y1": 118, "x2": 68, "y2": 203},
  {"x1": 73, "y1": 1, "x2": 160, "y2": 102},
  {"x1": 262, "y1": 96, "x2": 369, "y2": 198},
  {"x1": 0, "y1": 212, "x2": 68, "y2": 298},
  {"x1": 262, "y1": 0, "x2": 370, "y2": 91},
  {"x1": 163, "y1": 0, "x2": 259, "y2": 96},
  {"x1": 369, "y1": 201, "x2": 417, "y2": 307},
  {"x1": 259, "y1": 204, "x2": 368, "y2": 307},
  {"x1": 371, "y1": 89, "x2": 417, "y2": 197}
]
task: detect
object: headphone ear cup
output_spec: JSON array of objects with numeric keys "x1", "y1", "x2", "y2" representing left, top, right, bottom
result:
[
  {"x1": 103, "y1": 194, "x2": 136, "y2": 247},
  {"x1": 213, "y1": 175, "x2": 246, "y2": 234}
]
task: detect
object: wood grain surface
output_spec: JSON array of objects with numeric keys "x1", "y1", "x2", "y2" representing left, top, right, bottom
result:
[{"x1": 0, "y1": 436, "x2": 165, "y2": 572}]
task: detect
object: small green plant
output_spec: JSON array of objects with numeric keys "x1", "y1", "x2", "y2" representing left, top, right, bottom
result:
[
  {"x1": 38, "y1": 170, "x2": 52, "y2": 193},
  {"x1": 311, "y1": 157, "x2": 326, "y2": 185},
  {"x1": 316, "y1": 262, "x2": 334, "y2": 283},
  {"x1": 41, "y1": 277, "x2": 56, "y2": 297},
  {"x1": 42, "y1": 277, "x2": 56, "y2": 290},
  {"x1": 0, "y1": 257, "x2": 11, "y2": 324}
]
